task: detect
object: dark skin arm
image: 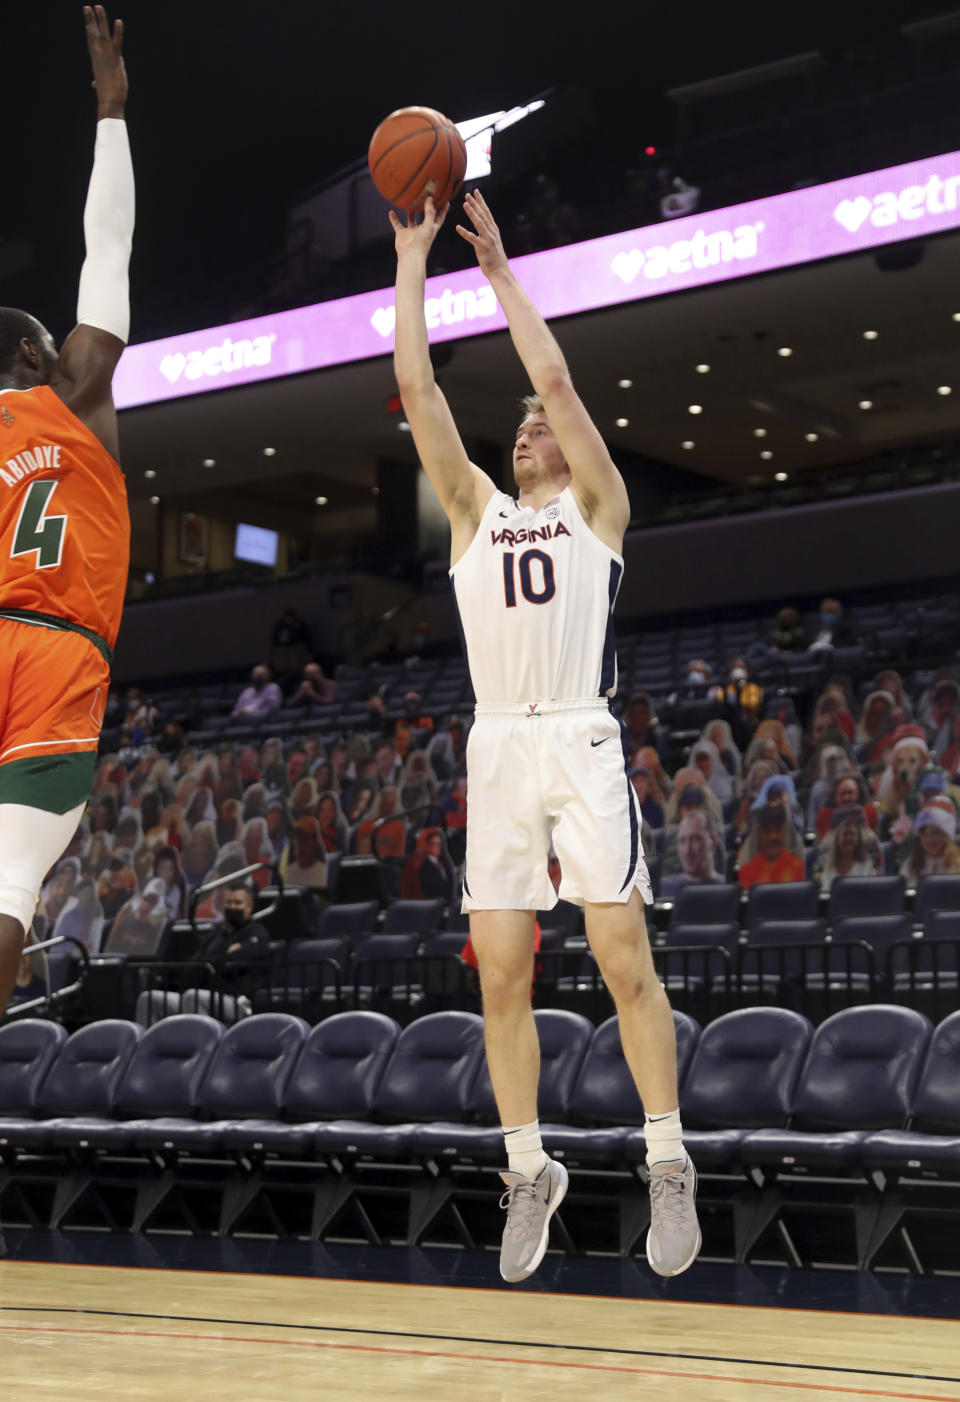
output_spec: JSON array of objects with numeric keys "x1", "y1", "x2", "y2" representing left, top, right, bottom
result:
[{"x1": 49, "y1": 6, "x2": 128, "y2": 463}]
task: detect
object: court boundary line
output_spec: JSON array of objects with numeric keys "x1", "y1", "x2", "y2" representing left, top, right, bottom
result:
[
  {"x1": 0, "y1": 1320, "x2": 954, "y2": 1401},
  {"x1": 2, "y1": 1305, "x2": 958, "y2": 1386},
  {"x1": 5, "y1": 1251, "x2": 958, "y2": 1326}
]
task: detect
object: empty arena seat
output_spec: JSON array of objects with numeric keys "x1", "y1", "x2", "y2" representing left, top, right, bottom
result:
[
  {"x1": 746, "y1": 881, "x2": 819, "y2": 929},
  {"x1": 317, "y1": 1011, "x2": 485, "y2": 1159},
  {"x1": 862, "y1": 1010, "x2": 960, "y2": 1178},
  {"x1": 383, "y1": 899, "x2": 445, "y2": 936},
  {"x1": 223, "y1": 1011, "x2": 401, "y2": 1156},
  {"x1": 913, "y1": 875, "x2": 960, "y2": 924},
  {"x1": 830, "y1": 915, "x2": 910, "y2": 977},
  {"x1": 49, "y1": 1015, "x2": 226, "y2": 1153},
  {"x1": 667, "y1": 883, "x2": 740, "y2": 928},
  {"x1": 631, "y1": 1007, "x2": 814, "y2": 1171},
  {"x1": 740, "y1": 919, "x2": 826, "y2": 989},
  {"x1": 0, "y1": 1019, "x2": 68, "y2": 1147},
  {"x1": 828, "y1": 876, "x2": 906, "y2": 922},
  {"x1": 133, "y1": 1013, "x2": 308, "y2": 1154},
  {"x1": 741, "y1": 1005, "x2": 932, "y2": 1173},
  {"x1": 0, "y1": 1020, "x2": 141, "y2": 1153},
  {"x1": 317, "y1": 902, "x2": 380, "y2": 939}
]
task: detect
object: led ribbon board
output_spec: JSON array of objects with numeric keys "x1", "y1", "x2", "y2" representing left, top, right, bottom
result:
[{"x1": 113, "y1": 149, "x2": 960, "y2": 409}]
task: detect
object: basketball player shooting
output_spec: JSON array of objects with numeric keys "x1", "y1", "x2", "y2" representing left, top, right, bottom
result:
[
  {"x1": 0, "y1": 6, "x2": 133, "y2": 1019},
  {"x1": 391, "y1": 191, "x2": 701, "y2": 1282}
]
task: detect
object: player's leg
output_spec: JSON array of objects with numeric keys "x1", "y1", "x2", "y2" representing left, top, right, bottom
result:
[
  {"x1": 471, "y1": 907, "x2": 568, "y2": 1282},
  {"x1": 0, "y1": 802, "x2": 87, "y2": 1013}
]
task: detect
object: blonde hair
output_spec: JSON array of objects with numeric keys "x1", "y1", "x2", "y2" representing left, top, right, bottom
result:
[{"x1": 519, "y1": 393, "x2": 544, "y2": 420}]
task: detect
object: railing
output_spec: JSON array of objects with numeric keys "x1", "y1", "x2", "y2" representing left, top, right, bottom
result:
[
  {"x1": 188, "y1": 860, "x2": 279, "y2": 923},
  {"x1": 2, "y1": 934, "x2": 90, "y2": 1021}
]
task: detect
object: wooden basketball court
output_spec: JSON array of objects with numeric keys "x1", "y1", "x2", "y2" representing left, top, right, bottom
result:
[{"x1": 1, "y1": 1259, "x2": 958, "y2": 1400}]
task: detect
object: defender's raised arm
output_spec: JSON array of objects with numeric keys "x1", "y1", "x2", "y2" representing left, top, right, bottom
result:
[
  {"x1": 391, "y1": 199, "x2": 495, "y2": 548},
  {"x1": 456, "y1": 190, "x2": 630, "y2": 544},
  {"x1": 52, "y1": 5, "x2": 134, "y2": 461}
]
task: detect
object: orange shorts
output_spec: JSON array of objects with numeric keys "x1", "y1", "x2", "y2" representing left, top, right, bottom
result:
[{"x1": 0, "y1": 618, "x2": 108, "y2": 813}]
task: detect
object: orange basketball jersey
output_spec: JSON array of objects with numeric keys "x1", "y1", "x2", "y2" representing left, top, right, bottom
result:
[{"x1": 0, "y1": 384, "x2": 128, "y2": 650}]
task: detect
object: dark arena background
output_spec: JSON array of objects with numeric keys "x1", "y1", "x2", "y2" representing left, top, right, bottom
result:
[{"x1": 2, "y1": 2, "x2": 960, "y2": 1397}]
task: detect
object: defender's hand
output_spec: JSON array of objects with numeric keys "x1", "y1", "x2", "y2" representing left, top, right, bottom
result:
[
  {"x1": 84, "y1": 5, "x2": 126, "y2": 117},
  {"x1": 455, "y1": 190, "x2": 510, "y2": 279},
  {"x1": 390, "y1": 197, "x2": 448, "y2": 261}
]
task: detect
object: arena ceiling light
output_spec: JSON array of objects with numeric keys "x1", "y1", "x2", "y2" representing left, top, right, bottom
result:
[
  {"x1": 938, "y1": 385, "x2": 953, "y2": 395},
  {"x1": 760, "y1": 449, "x2": 773, "y2": 459},
  {"x1": 617, "y1": 378, "x2": 632, "y2": 388},
  {"x1": 859, "y1": 399, "x2": 873, "y2": 410},
  {"x1": 863, "y1": 330, "x2": 879, "y2": 340},
  {"x1": 398, "y1": 421, "x2": 411, "y2": 431},
  {"x1": 695, "y1": 363, "x2": 710, "y2": 373},
  {"x1": 777, "y1": 346, "x2": 793, "y2": 357},
  {"x1": 688, "y1": 404, "x2": 703, "y2": 414},
  {"x1": 805, "y1": 431, "x2": 819, "y2": 441},
  {"x1": 315, "y1": 496, "x2": 328, "y2": 506},
  {"x1": 149, "y1": 495, "x2": 160, "y2": 505},
  {"x1": 954, "y1": 313, "x2": 960, "y2": 322},
  {"x1": 144, "y1": 469, "x2": 156, "y2": 479},
  {"x1": 753, "y1": 427, "x2": 767, "y2": 438},
  {"x1": 202, "y1": 457, "x2": 215, "y2": 467},
  {"x1": 262, "y1": 446, "x2": 277, "y2": 456},
  {"x1": 681, "y1": 440, "x2": 695, "y2": 449},
  {"x1": 774, "y1": 471, "x2": 788, "y2": 481},
  {"x1": 615, "y1": 417, "x2": 629, "y2": 427}
]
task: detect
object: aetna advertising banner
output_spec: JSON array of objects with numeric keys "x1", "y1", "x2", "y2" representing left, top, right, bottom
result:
[{"x1": 113, "y1": 149, "x2": 960, "y2": 409}]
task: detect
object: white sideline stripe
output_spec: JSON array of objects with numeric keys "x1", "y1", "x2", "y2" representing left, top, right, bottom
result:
[{"x1": 0, "y1": 737, "x2": 100, "y2": 761}]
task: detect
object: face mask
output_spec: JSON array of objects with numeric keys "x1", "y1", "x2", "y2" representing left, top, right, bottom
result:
[
  {"x1": 729, "y1": 668, "x2": 747, "y2": 683},
  {"x1": 687, "y1": 670, "x2": 706, "y2": 683},
  {"x1": 223, "y1": 906, "x2": 247, "y2": 928}
]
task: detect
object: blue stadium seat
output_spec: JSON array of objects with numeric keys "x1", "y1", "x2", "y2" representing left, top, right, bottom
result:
[
  {"x1": 913, "y1": 875, "x2": 960, "y2": 923},
  {"x1": 746, "y1": 881, "x2": 819, "y2": 929},
  {"x1": 0, "y1": 1020, "x2": 140, "y2": 1153},
  {"x1": 48, "y1": 1015, "x2": 225, "y2": 1153},
  {"x1": 410, "y1": 1010, "x2": 591, "y2": 1165},
  {"x1": 667, "y1": 883, "x2": 741, "y2": 928},
  {"x1": 0, "y1": 1019, "x2": 68, "y2": 1149},
  {"x1": 319, "y1": 1010, "x2": 485, "y2": 1159},
  {"x1": 741, "y1": 1005, "x2": 932, "y2": 1174},
  {"x1": 828, "y1": 875, "x2": 906, "y2": 922},
  {"x1": 862, "y1": 1011, "x2": 960, "y2": 1180},
  {"x1": 628, "y1": 1007, "x2": 814, "y2": 1171},
  {"x1": 317, "y1": 902, "x2": 380, "y2": 938},
  {"x1": 383, "y1": 899, "x2": 445, "y2": 936},
  {"x1": 133, "y1": 1013, "x2": 308, "y2": 1154},
  {"x1": 738, "y1": 918, "x2": 826, "y2": 992},
  {"x1": 223, "y1": 1011, "x2": 400, "y2": 1157}
]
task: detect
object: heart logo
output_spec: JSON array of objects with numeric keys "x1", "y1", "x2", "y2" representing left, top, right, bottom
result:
[
  {"x1": 370, "y1": 306, "x2": 396, "y2": 338},
  {"x1": 160, "y1": 352, "x2": 186, "y2": 383},
  {"x1": 833, "y1": 196, "x2": 873, "y2": 233},
  {"x1": 611, "y1": 249, "x2": 645, "y2": 284}
]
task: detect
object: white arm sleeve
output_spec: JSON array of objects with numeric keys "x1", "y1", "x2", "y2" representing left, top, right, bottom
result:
[{"x1": 76, "y1": 117, "x2": 135, "y2": 345}]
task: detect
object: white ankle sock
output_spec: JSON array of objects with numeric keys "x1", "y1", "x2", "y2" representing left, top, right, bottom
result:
[
  {"x1": 503, "y1": 1119, "x2": 549, "y2": 1179},
  {"x1": 644, "y1": 1108, "x2": 685, "y2": 1167}
]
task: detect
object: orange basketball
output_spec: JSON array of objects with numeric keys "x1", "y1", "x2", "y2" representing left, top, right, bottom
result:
[{"x1": 368, "y1": 105, "x2": 467, "y2": 213}]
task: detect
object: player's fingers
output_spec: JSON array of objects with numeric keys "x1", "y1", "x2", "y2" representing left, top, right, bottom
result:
[
  {"x1": 454, "y1": 225, "x2": 479, "y2": 245},
  {"x1": 435, "y1": 203, "x2": 450, "y2": 226},
  {"x1": 113, "y1": 16, "x2": 124, "y2": 54},
  {"x1": 388, "y1": 210, "x2": 403, "y2": 233}
]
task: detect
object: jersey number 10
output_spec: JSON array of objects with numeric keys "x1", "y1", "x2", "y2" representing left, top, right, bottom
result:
[{"x1": 502, "y1": 548, "x2": 556, "y2": 607}]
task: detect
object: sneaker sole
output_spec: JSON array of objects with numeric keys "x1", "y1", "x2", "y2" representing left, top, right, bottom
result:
[
  {"x1": 645, "y1": 1161, "x2": 701, "y2": 1278},
  {"x1": 501, "y1": 1161, "x2": 569, "y2": 1283}
]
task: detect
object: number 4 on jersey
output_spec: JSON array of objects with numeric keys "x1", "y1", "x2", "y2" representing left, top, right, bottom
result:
[{"x1": 11, "y1": 479, "x2": 67, "y2": 570}]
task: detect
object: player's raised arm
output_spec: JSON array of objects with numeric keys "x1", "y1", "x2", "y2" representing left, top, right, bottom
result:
[
  {"x1": 391, "y1": 199, "x2": 495, "y2": 533},
  {"x1": 51, "y1": 5, "x2": 134, "y2": 462},
  {"x1": 456, "y1": 190, "x2": 631, "y2": 540}
]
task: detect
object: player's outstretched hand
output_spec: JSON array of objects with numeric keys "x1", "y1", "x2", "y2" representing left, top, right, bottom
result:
[
  {"x1": 390, "y1": 197, "x2": 449, "y2": 261},
  {"x1": 84, "y1": 5, "x2": 126, "y2": 118},
  {"x1": 456, "y1": 191, "x2": 509, "y2": 279}
]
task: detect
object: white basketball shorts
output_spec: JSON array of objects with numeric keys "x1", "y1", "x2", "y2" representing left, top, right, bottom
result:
[{"x1": 461, "y1": 698, "x2": 652, "y2": 912}]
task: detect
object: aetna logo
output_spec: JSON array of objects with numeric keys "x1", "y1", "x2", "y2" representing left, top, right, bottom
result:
[
  {"x1": 833, "y1": 174, "x2": 960, "y2": 233},
  {"x1": 370, "y1": 284, "x2": 499, "y2": 339},
  {"x1": 611, "y1": 223, "x2": 763, "y2": 284},
  {"x1": 160, "y1": 334, "x2": 277, "y2": 385}
]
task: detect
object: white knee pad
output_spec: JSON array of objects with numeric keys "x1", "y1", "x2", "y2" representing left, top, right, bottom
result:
[{"x1": 0, "y1": 802, "x2": 86, "y2": 933}]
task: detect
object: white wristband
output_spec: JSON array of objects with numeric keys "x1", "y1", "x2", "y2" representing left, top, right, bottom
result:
[{"x1": 76, "y1": 117, "x2": 135, "y2": 344}]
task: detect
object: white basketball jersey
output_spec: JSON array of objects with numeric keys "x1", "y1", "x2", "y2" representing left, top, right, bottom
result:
[{"x1": 449, "y1": 487, "x2": 624, "y2": 704}]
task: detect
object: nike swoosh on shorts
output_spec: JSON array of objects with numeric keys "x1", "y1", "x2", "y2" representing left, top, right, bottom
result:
[{"x1": 590, "y1": 738, "x2": 609, "y2": 747}]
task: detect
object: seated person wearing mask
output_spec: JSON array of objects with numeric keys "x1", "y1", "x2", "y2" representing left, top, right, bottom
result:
[{"x1": 194, "y1": 880, "x2": 270, "y2": 968}]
